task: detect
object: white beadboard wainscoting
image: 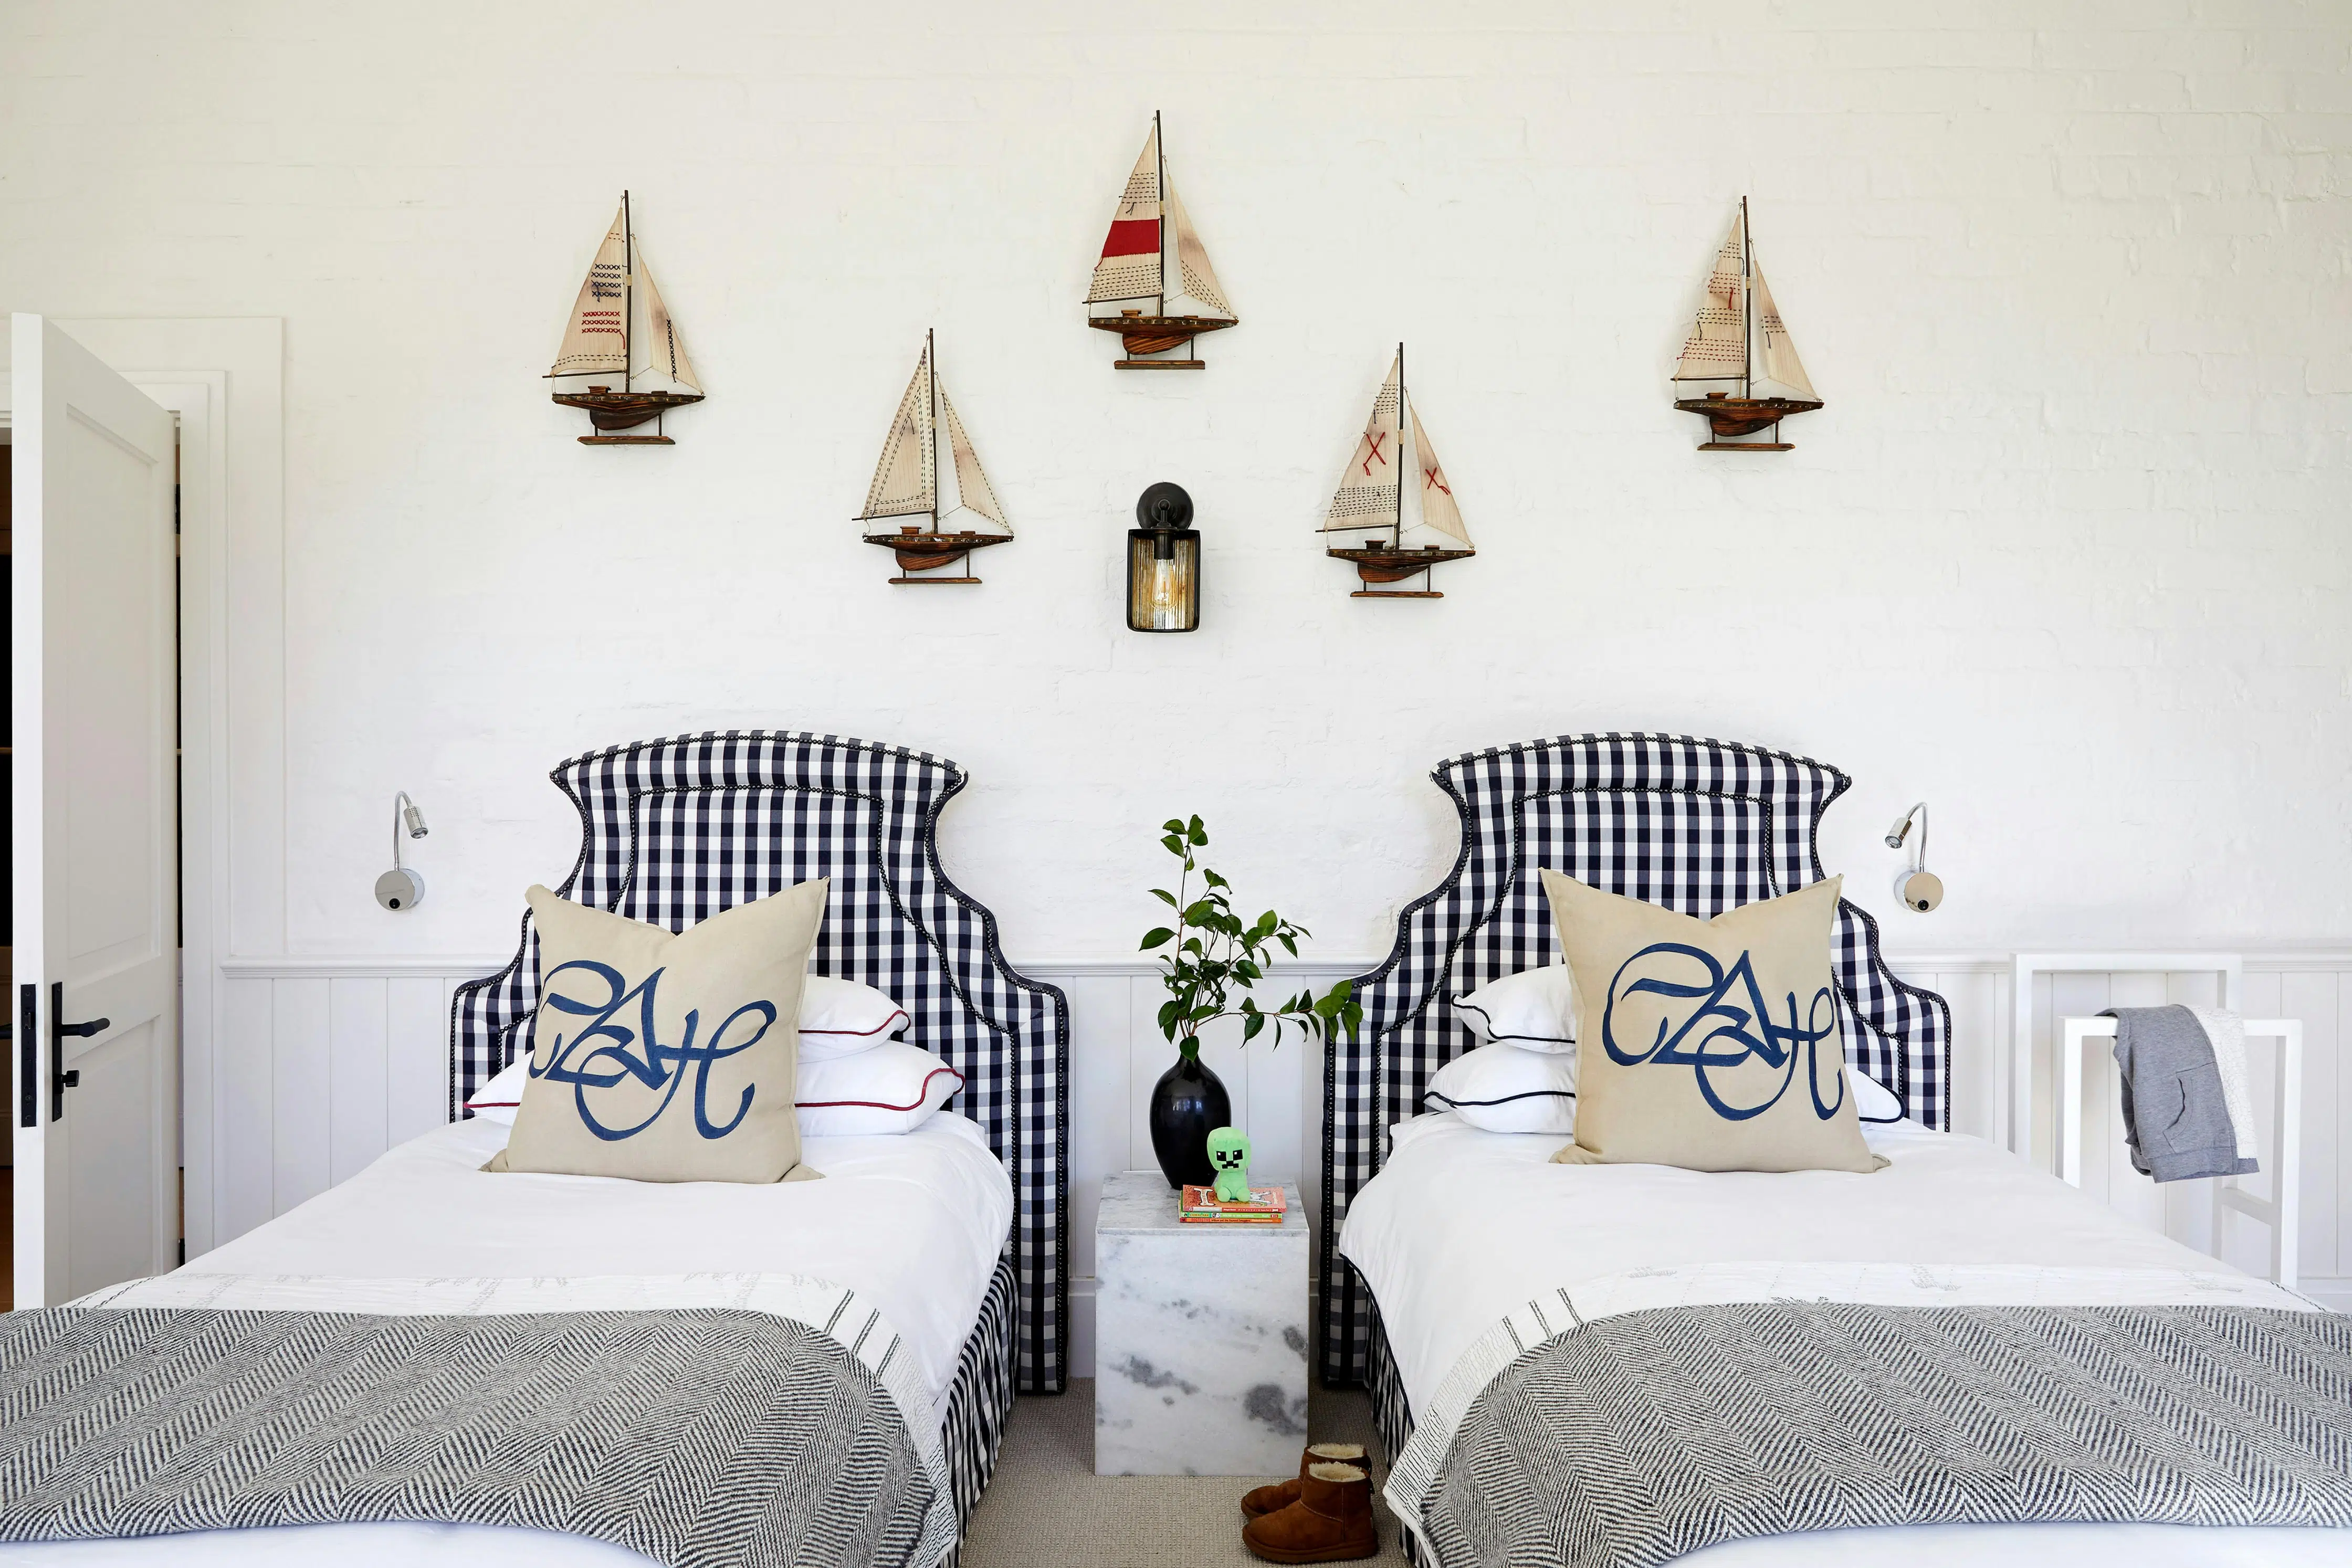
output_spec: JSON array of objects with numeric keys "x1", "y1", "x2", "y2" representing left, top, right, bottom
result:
[
  {"x1": 211, "y1": 957, "x2": 492, "y2": 1254},
  {"x1": 209, "y1": 952, "x2": 2352, "y2": 1375}
]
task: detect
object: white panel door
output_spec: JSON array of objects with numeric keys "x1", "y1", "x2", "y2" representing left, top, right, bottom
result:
[{"x1": 11, "y1": 314, "x2": 181, "y2": 1307}]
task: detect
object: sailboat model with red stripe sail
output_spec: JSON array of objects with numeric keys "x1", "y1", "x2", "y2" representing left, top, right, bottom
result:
[
  {"x1": 545, "y1": 193, "x2": 704, "y2": 445},
  {"x1": 1085, "y1": 113, "x2": 1237, "y2": 368},
  {"x1": 1318, "y1": 346, "x2": 1475, "y2": 598}
]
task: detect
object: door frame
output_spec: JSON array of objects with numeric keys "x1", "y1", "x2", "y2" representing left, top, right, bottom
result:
[{"x1": 3, "y1": 318, "x2": 284, "y2": 1262}]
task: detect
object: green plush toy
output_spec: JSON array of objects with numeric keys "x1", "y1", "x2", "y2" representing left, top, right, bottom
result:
[{"x1": 1206, "y1": 1125, "x2": 1253, "y2": 1205}]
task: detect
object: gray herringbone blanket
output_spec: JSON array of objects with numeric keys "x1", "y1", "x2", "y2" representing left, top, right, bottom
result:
[
  {"x1": 0, "y1": 1305, "x2": 938, "y2": 1567},
  {"x1": 1422, "y1": 1302, "x2": 2352, "y2": 1568}
]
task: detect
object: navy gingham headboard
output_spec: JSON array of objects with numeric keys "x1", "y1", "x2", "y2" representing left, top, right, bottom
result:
[
  {"x1": 448, "y1": 731, "x2": 1070, "y2": 1394},
  {"x1": 1318, "y1": 733, "x2": 1949, "y2": 1387}
]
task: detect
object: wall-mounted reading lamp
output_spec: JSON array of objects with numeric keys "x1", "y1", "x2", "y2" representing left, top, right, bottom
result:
[
  {"x1": 1884, "y1": 801, "x2": 1942, "y2": 912},
  {"x1": 376, "y1": 792, "x2": 430, "y2": 911}
]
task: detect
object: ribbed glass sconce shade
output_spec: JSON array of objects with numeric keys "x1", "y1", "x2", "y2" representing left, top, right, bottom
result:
[
  {"x1": 1128, "y1": 531, "x2": 1199, "y2": 632},
  {"x1": 1126, "y1": 481, "x2": 1200, "y2": 633}
]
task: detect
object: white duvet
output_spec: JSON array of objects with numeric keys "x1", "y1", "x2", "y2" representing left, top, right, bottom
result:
[
  {"x1": 1, "y1": 1113, "x2": 1013, "y2": 1567},
  {"x1": 1341, "y1": 1112, "x2": 2348, "y2": 1568}
]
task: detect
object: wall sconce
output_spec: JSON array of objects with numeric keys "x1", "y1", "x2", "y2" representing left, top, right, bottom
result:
[
  {"x1": 1127, "y1": 481, "x2": 1200, "y2": 633},
  {"x1": 1884, "y1": 801, "x2": 1942, "y2": 912},
  {"x1": 376, "y1": 791, "x2": 430, "y2": 911}
]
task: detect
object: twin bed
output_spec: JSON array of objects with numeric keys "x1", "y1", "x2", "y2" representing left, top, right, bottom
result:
[
  {"x1": 3, "y1": 731, "x2": 2345, "y2": 1567},
  {"x1": 1, "y1": 733, "x2": 1065, "y2": 1568},
  {"x1": 1322, "y1": 735, "x2": 2351, "y2": 1566}
]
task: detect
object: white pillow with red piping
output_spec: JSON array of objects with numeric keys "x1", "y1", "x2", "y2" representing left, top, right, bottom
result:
[
  {"x1": 793, "y1": 1039, "x2": 965, "y2": 1138},
  {"x1": 796, "y1": 976, "x2": 912, "y2": 1061}
]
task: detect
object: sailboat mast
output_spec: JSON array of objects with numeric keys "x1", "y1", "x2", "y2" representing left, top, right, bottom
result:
[
  {"x1": 926, "y1": 329, "x2": 939, "y2": 533},
  {"x1": 1740, "y1": 195, "x2": 1752, "y2": 399},
  {"x1": 1394, "y1": 342, "x2": 1405, "y2": 550},
  {"x1": 622, "y1": 191, "x2": 634, "y2": 394},
  {"x1": 1154, "y1": 111, "x2": 1167, "y2": 319}
]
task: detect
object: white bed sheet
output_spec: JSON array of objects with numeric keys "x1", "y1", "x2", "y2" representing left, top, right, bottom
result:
[
  {"x1": 1, "y1": 1114, "x2": 1012, "y2": 1568},
  {"x1": 1341, "y1": 1112, "x2": 2348, "y2": 1568}
]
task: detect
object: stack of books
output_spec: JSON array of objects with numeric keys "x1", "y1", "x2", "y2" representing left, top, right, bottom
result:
[{"x1": 1179, "y1": 1184, "x2": 1287, "y2": 1224}]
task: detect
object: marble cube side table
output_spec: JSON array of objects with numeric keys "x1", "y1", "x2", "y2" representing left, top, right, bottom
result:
[{"x1": 1094, "y1": 1169, "x2": 1310, "y2": 1477}]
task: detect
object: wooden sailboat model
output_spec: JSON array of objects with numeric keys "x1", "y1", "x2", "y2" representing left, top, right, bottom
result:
[
  {"x1": 1671, "y1": 198, "x2": 1821, "y2": 450},
  {"x1": 1085, "y1": 112, "x2": 1237, "y2": 369},
  {"x1": 547, "y1": 193, "x2": 704, "y2": 445},
  {"x1": 1319, "y1": 346, "x2": 1474, "y2": 598},
  {"x1": 856, "y1": 330, "x2": 1013, "y2": 584}
]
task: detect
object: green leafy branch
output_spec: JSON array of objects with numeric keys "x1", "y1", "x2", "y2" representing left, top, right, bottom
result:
[{"x1": 1140, "y1": 814, "x2": 1362, "y2": 1061}]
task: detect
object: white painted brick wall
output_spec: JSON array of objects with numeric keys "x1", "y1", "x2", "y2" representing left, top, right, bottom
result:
[{"x1": 1, "y1": 1, "x2": 2346, "y2": 973}]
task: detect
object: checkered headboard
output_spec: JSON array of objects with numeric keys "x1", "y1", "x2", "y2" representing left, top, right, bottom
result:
[
  {"x1": 449, "y1": 731, "x2": 1070, "y2": 1394},
  {"x1": 1317, "y1": 733, "x2": 1949, "y2": 1387}
]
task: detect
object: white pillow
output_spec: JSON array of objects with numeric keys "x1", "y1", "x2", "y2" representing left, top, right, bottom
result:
[
  {"x1": 798, "y1": 975, "x2": 911, "y2": 1061},
  {"x1": 795, "y1": 1039, "x2": 964, "y2": 1137},
  {"x1": 464, "y1": 974, "x2": 911, "y2": 1123},
  {"x1": 1851, "y1": 1065, "x2": 1905, "y2": 1123},
  {"x1": 1423, "y1": 1040, "x2": 1578, "y2": 1134},
  {"x1": 465, "y1": 1054, "x2": 532, "y2": 1124},
  {"x1": 1452, "y1": 964, "x2": 1577, "y2": 1053}
]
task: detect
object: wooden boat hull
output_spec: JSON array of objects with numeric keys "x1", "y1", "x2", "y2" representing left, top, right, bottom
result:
[
  {"x1": 1672, "y1": 395, "x2": 1822, "y2": 441},
  {"x1": 1087, "y1": 314, "x2": 1236, "y2": 365},
  {"x1": 552, "y1": 389, "x2": 705, "y2": 434},
  {"x1": 1326, "y1": 545, "x2": 1475, "y2": 593},
  {"x1": 862, "y1": 530, "x2": 1013, "y2": 582}
]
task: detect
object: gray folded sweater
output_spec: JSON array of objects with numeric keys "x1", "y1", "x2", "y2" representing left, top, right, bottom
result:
[{"x1": 2101, "y1": 1004, "x2": 2259, "y2": 1183}]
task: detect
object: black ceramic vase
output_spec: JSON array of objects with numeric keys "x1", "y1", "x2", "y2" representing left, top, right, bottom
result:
[{"x1": 1148, "y1": 1049, "x2": 1232, "y2": 1188}]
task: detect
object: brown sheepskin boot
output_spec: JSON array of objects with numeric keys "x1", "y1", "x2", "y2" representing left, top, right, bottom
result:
[
  {"x1": 1240, "y1": 1443, "x2": 1369, "y2": 1520},
  {"x1": 1241, "y1": 1460, "x2": 1378, "y2": 1563}
]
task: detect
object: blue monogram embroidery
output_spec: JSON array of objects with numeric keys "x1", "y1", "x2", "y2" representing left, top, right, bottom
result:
[
  {"x1": 1600, "y1": 942, "x2": 1845, "y2": 1122},
  {"x1": 531, "y1": 961, "x2": 777, "y2": 1142}
]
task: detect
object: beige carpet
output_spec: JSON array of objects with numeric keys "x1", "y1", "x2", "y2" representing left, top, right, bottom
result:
[{"x1": 960, "y1": 1380, "x2": 1410, "y2": 1566}]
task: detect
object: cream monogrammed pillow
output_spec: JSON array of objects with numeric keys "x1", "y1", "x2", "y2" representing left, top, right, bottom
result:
[
  {"x1": 488, "y1": 879, "x2": 829, "y2": 1184},
  {"x1": 1540, "y1": 870, "x2": 1885, "y2": 1175}
]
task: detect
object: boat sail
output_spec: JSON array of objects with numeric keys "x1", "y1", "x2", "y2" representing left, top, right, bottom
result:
[
  {"x1": 1319, "y1": 346, "x2": 1475, "y2": 598},
  {"x1": 857, "y1": 330, "x2": 1013, "y2": 584},
  {"x1": 1671, "y1": 198, "x2": 1822, "y2": 450},
  {"x1": 547, "y1": 193, "x2": 705, "y2": 446},
  {"x1": 1086, "y1": 112, "x2": 1237, "y2": 369}
]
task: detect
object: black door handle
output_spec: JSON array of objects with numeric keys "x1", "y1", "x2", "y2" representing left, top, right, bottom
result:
[{"x1": 47, "y1": 982, "x2": 102, "y2": 1122}]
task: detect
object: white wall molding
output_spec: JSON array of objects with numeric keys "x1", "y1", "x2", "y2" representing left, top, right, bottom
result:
[
  {"x1": 224, "y1": 949, "x2": 2327, "y2": 980},
  {"x1": 219, "y1": 955, "x2": 512, "y2": 980},
  {"x1": 1880, "y1": 953, "x2": 2352, "y2": 977},
  {"x1": 2250, "y1": 953, "x2": 2352, "y2": 974}
]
